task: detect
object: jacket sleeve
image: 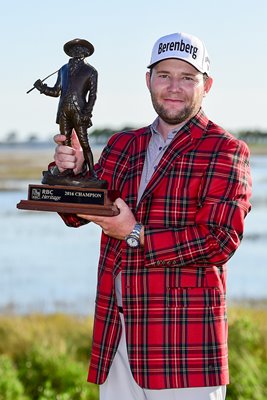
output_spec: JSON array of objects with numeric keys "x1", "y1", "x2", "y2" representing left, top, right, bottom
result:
[
  {"x1": 55, "y1": 131, "x2": 131, "y2": 228},
  {"x1": 144, "y1": 139, "x2": 252, "y2": 268}
]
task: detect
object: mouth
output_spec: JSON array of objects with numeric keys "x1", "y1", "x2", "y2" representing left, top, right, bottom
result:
[
  {"x1": 164, "y1": 98, "x2": 184, "y2": 103},
  {"x1": 164, "y1": 98, "x2": 185, "y2": 107}
]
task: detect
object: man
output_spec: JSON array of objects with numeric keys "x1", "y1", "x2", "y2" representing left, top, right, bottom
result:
[
  {"x1": 52, "y1": 32, "x2": 252, "y2": 399},
  {"x1": 34, "y1": 38, "x2": 97, "y2": 177}
]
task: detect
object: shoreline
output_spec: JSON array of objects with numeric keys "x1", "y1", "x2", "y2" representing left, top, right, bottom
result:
[
  {"x1": 0, "y1": 146, "x2": 265, "y2": 191},
  {"x1": 0, "y1": 297, "x2": 266, "y2": 316}
]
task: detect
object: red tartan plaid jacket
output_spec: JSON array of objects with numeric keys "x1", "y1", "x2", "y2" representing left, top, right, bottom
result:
[{"x1": 60, "y1": 110, "x2": 252, "y2": 389}]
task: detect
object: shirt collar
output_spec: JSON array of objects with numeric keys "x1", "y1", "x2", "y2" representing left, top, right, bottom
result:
[
  {"x1": 150, "y1": 109, "x2": 210, "y2": 140},
  {"x1": 150, "y1": 117, "x2": 186, "y2": 140}
]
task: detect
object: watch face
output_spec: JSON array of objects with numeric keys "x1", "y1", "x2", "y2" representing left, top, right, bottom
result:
[{"x1": 126, "y1": 236, "x2": 139, "y2": 248}]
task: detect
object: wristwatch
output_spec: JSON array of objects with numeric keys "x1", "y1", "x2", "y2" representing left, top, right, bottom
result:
[{"x1": 125, "y1": 223, "x2": 143, "y2": 248}]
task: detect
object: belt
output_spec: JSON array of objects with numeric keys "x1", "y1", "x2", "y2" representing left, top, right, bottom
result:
[{"x1": 118, "y1": 306, "x2": 123, "y2": 313}]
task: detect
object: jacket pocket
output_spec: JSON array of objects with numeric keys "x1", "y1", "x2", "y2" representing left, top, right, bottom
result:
[{"x1": 167, "y1": 287, "x2": 222, "y2": 308}]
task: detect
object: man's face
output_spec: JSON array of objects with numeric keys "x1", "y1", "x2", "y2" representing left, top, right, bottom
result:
[{"x1": 146, "y1": 59, "x2": 212, "y2": 125}]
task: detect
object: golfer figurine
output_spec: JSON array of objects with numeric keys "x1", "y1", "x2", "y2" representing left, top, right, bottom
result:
[{"x1": 32, "y1": 38, "x2": 105, "y2": 187}]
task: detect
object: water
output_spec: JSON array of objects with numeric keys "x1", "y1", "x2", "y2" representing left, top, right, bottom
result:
[
  {"x1": 0, "y1": 155, "x2": 266, "y2": 314},
  {"x1": 1, "y1": 192, "x2": 101, "y2": 314}
]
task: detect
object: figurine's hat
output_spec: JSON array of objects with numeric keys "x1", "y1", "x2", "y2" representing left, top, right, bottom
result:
[{"x1": 63, "y1": 38, "x2": 94, "y2": 57}]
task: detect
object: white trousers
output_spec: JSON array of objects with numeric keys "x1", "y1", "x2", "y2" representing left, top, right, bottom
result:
[{"x1": 100, "y1": 313, "x2": 226, "y2": 400}]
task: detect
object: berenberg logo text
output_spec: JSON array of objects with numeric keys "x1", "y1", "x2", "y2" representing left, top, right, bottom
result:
[{"x1": 158, "y1": 39, "x2": 198, "y2": 59}]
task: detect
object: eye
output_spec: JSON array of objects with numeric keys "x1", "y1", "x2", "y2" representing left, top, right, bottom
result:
[
  {"x1": 158, "y1": 74, "x2": 169, "y2": 79},
  {"x1": 182, "y1": 76, "x2": 194, "y2": 81}
]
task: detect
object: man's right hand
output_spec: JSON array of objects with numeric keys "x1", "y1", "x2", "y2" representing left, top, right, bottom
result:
[{"x1": 53, "y1": 132, "x2": 85, "y2": 175}]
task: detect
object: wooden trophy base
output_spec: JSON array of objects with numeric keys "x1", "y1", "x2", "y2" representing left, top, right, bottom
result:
[{"x1": 17, "y1": 184, "x2": 120, "y2": 216}]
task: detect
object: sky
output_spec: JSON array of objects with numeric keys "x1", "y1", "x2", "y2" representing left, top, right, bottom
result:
[{"x1": 1, "y1": 0, "x2": 266, "y2": 141}]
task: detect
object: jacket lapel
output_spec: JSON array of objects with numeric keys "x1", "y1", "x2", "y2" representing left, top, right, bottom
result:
[
  {"x1": 138, "y1": 111, "x2": 209, "y2": 205},
  {"x1": 127, "y1": 126, "x2": 151, "y2": 208}
]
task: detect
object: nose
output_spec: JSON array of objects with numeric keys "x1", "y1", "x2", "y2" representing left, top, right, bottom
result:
[{"x1": 167, "y1": 77, "x2": 183, "y2": 92}]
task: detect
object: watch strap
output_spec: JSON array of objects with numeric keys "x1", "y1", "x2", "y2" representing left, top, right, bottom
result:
[{"x1": 125, "y1": 223, "x2": 143, "y2": 247}]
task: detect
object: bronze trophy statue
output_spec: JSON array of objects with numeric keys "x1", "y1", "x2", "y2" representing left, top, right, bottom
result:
[
  {"x1": 34, "y1": 38, "x2": 104, "y2": 187},
  {"x1": 17, "y1": 39, "x2": 119, "y2": 216}
]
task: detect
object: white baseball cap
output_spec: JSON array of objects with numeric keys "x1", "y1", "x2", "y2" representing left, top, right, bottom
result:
[{"x1": 148, "y1": 32, "x2": 210, "y2": 75}]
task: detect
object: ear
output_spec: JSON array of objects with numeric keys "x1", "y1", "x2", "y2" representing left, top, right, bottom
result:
[
  {"x1": 203, "y1": 76, "x2": 213, "y2": 96},
  {"x1": 146, "y1": 71, "x2": 151, "y2": 91}
]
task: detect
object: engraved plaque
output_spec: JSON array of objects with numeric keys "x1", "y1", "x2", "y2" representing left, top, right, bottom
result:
[{"x1": 17, "y1": 184, "x2": 120, "y2": 216}]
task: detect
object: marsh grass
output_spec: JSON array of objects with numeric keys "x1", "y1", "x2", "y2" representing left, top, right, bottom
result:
[
  {"x1": 0, "y1": 150, "x2": 52, "y2": 181},
  {"x1": 0, "y1": 148, "x2": 102, "y2": 182},
  {"x1": 227, "y1": 306, "x2": 267, "y2": 400},
  {"x1": 0, "y1": 314, "x2": 98, "y2": 399},
  {"x1": 0, "y1": 308, "x2": 266, "y2": 399}
]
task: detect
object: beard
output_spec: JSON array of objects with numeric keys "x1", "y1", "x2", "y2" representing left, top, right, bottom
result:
[{"x1": 150, "y1": 93, "x2": 199, "y2": 125}]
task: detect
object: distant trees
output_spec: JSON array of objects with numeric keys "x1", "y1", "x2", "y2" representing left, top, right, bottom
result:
[
  {"x1": 1, "y1": 131, "x2": 42, "y2": 145},
  {"x1": 236, "y1": 129, "x2": 267, "y2": 144},
  {"x1": 89, "y1": 126, "x2": 135, "y2": 145},
  {"x1": 89, "y1": 127, "x2": 267, "y2": 146},
  {"x1": 5, "y1": 131, "x2": 18, "y2": 143},
  {"x1": 27, "y1": 134, "x2": 39, "y2": 143},
  {"x1": 0, "y1": 127, "x2": 135, "y2": 145},
  {"x1": 1, "y1": 127, "x2": 267, "y2": 146}
]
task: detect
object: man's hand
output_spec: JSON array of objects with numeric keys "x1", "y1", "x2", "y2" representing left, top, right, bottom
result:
[
  {"x1": 77, "y1": 198, "x2": 144, "y2": 245},
  {"x1": 53, "y1": 131, "x2": 85, "y2": 174}
]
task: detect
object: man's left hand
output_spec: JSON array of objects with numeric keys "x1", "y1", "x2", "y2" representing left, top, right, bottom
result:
[{"x1": 77, "y1": 198, "x2": 137, "y2": 241}]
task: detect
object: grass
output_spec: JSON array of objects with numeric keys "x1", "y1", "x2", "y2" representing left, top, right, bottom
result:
[
  {"x1": 0, "y1": 313, "x2": 98, "y2": 400},
  {"x1": 0, "y1": 306, "x2": 266, "y2": 399},
  {"x1": 248, "y1": 143, "x2": 267, "y2": 155},
  {"x1": 0, "y1": 148, "x2": 102, "y2": 184},
  {"x1": 0, "y1": 150, "x2": 52, "y2": 181},
  {"x1": 229, "y1": 303, "x2": 267, "y2": 355}
]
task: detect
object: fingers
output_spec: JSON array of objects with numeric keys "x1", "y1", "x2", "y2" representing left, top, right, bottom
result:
[
  {"x1": 77, "y1": 199, "x2": 136, "y2": 240},
  {"x1": 77, "y1": 214, "x2": 91, "y2": 220},
  {"x1": 53, "y1": 133, "x2": 76, "y2": 157},
  {"x1": 77, "y1": 200, "x2": 127, "y2": 222},
  {"x1": 54, "y1": 132, "x2": 82, "y2": 151},
  {"x1": 53, "y1": 138, "x2": 76, "y2": 171},
  {"x1": 77, "y1": 214, "x2": 105, "y2": 225},
  {"x1": 53, "y1": 134, "x2": 66, "y2": 145},
  {"x1": 114, "y1": 198, "x2": 126, "y2": 207},
  {"x1": 53, "y1": 149, "x2": 77, "y2": 171}
]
